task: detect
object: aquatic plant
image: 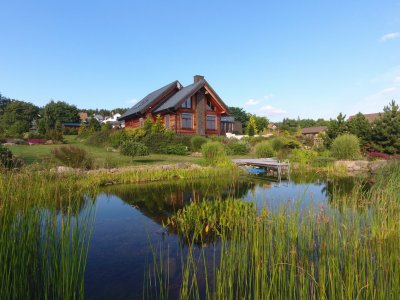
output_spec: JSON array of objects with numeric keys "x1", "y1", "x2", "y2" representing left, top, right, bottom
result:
[
  {"x1": 0, "y1": 172, "x2": 95, "y2": 299},
  {"x1": 146, "y1": 162, "x2": 400, "y2": 299}
]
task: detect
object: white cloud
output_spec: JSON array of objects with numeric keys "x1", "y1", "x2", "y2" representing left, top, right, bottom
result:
[
  {"x1": 258, "y1": 105, "x2": 287, "y2": 116},
  {"x1": 244, "y1": 98, "x2": 260, "y2": 106},
  {"x1": 380, "y1": 32, "x2": 400, "y2": 42},
  {"x1": 394, "y1": 76, "x2": 400, "y2": 83},
  {"x1": 380, "y1": 87, "x2": 397, "y2": 94}
]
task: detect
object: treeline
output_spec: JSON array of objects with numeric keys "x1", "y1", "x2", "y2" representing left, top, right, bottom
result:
[
  {"x1": 0, "y1": 93, "x2": 127, "y2": 139},
  {"x1": 325, "y1": 100, "x2": 400, "y2": 154}
]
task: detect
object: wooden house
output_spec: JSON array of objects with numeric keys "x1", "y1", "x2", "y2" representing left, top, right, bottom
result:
[{"x1": 119, "y1": 75, "x2": 233, "y2": 135}]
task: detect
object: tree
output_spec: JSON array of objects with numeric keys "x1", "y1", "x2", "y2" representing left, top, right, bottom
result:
[
  {"x1": 347, "y1": 113, "x2": 372, "y2": 147},
  {"x1": 371, "y1": 100, "x2": 400, "y2": 154},
  {"x1": 143, "y1": 118, "x2": 153, "y2": 135},
  {"x1": 229, "y1": 107, "x2": 249, "y2": 129},
  {"x1": 246, "y1": 116, "x2": 258, "y2": 136},
  {"x1": 42, "y1": 101, "x2": 80, "y2": 129},
  {"x1": 152, "y1": 114, "x2": 165, "y2": 133},
  {"x1": 252, "y1": 115, "x2": 269, "y2": 134},
  {"x1": 325, "y1": 113, "x2": 348, "y2": 146},
  {"x1": 0, "y1": 100, "x2": 39, "y2": 136},
  {"x1": 88, "y1": 118, "x2": 101, "y2": 132}
]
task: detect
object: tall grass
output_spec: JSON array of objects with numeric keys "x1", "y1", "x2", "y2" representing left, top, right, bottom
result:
[
  {"x1": 146, "y1": 160, "x2": 400, "y2": 299},
  {"x1": 0, "y1": 172, "x2": 95, "y2": 299}
]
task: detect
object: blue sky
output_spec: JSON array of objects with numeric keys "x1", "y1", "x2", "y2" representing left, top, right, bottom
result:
[{"x1": 1, "y1": 1, "x2": 399, "y2": 121}]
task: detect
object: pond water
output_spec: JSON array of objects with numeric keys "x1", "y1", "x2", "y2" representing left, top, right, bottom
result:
[{"x1": 84, "y1": 174, "x2": 356, "y2": 299}]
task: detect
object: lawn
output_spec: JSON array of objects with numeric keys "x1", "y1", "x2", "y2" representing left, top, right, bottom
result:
[{"x1": 7, "y1": 136, "x2": 203, "y2": 168}]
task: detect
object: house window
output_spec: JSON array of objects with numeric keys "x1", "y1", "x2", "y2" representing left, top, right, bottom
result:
[
  {"x1": 182, "y1": 98, "x2": 192, "y2": 109},
  {"x1": 181, "y1": 113, "x2": 192, "y2": 129},
  {"x1": 207, "y1": 115, "x2": 216, "y2": 130},
  {"x1": 139, "y1": 118, "x2": 144, "y2": 127},
  {"x1": 207, "y1": 100, "x2": 215, "y2": 111},
  {"x1": 164, "y1": 114, "x2": 170, "y2": 129}
]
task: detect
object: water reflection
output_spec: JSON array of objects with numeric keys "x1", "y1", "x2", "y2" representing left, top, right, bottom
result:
[{"x1": 84, "y1": 175, "x2": 359, "y2": 299}]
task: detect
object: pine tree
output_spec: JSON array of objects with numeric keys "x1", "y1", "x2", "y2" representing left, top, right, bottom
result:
[
  {"x1": 348, "y1": 113, "x2": 372, "y2": 147},
  {"x1": 246, "y1": 116, "x2": 258, "y2": 136},
  {"x1": 371, "y1": 100, "x2": 400, "y2": 154},
  {"x1": 152, "y1": 114, "x2": 165, "y2": 133}
]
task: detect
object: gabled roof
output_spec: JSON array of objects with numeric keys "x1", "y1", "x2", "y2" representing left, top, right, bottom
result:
[
  {"x1": 121, "y1": 77, "x2": 230, "y2": 119},
  {"x1": 153, "y1": 80, "x2": 205, "y2": 113},
  {"x1": 349, "y1": 113, "x2": 381, "y2": 123},
  {"x1": 154, "y1": 79, "x2": 230, "y2": 114},
  {"x1": 301, "y1": 126, "x2": 327, "y2": 134},
  {"x1": 119, "y1": 80, "x2": 180, "y2": 120}
]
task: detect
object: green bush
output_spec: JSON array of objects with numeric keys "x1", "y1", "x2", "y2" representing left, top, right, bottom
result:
[
  {"x1": 108, "y1": 130, "x2": 128, "y2": 148},
  {"x1": 120, "y1": 141, "x2": 149, "y2": 157},
  {"x1": 289, "y1": 149, "x2": 318, "y2": 167},
  {"x1": 142, "y1": 132, "x2": 173, "y2": 153},
  {"x1": 0, "y1": 145, "x2": 23, "y2": 169},
  {"x1": 255, "y1": 141, "x2": 275, "y2": 158},
  {"x1": 51, "y1": 146, "x2": 93, "y2": 169},
  {"x1": 173, "y1": 135, "x2": 192, "y2": 148},
  {"x1": 162, "y1": 144, "x2": 188, "y2": 155},
  {"x1": 227, "y1": 142, "x2": 250, "y2": 155},
  {"x1": 85, "y1": 130, "x2": 112, "y2": 147},
  {"x1": 201, "y1": 142, "x2": 228, "y2": 165},
  {"x1": 331, "y1": 134, "x2": 361, "y2": 160},
  {"x1": 191, "y1": 136, "x2": 208, "y2": 152}
]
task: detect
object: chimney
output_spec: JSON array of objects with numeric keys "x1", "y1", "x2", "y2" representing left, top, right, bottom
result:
[{"x1": 194, "y1": 75, "x2": 204, "y2": 83}]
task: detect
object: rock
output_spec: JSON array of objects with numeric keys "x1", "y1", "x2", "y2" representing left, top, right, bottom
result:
[
  {"x1": 335, "y1": 160, "x2": 388, "y2": 174},
  {"x1": 2, "y1": 142, "x2": 16, "y2": 146},
  {"x1": 369, "y1": 160, "x2": 387, "y2": 174},
  {"x1": 6, "y1": 138, "x2": 26, "y2": 144},
  {"x1": 190, "y1": 152, "x2": 202, "y2": 157},
  {"x1": 53, "y1": 166, "x2": 75, "y2": 174},
  {"x1": 45, "y1": 140, "x2": 54, "y2": 145}
]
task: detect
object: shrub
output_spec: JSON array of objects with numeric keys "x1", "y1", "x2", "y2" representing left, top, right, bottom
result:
[
  {"x1": 108, "y1": 130, "x2": 128, "y2": 148},
  {"x1": 85, "y1": 130, "x2": 112, "y2": 147},
  {"x1": 142, "y1": 133, "x2": 173, "y2": 153},
  {"x1": 255, "y1": 141, "x2": 275, "y2": 158},
  {"x1": 120, "y1": 141, "x2": 149, "y2": 157},
  {"x1": 0, "y1": 145, "x2": 23, "y2": 169},
  {"x1": 227, "y1": 142, "x2": 250, "y2": 155},
  {"x1": 331, "y1": 134, "x2": 361, "y2": 160},
  {"x1": 201, "y1": 142, "x2": 228, "y2": 165},
  {"x1": 172, "y1": 135, "x2": 192, "y2": 148},
  {"x1": 51, "y1": 146, "x2": 93, "y2": 169},
  {"x1": 191, "y1": 136, "x2": 208, "y2": 152},
  {"x1": 162, "y1": 144, "x2": 188, "y2": 155},
  {"x1": 289, "y1": 149, "x2": 318, "y2": 167}
]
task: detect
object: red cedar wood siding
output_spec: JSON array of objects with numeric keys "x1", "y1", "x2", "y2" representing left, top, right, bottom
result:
[{"x1": 125, "y1": 89, "x2": 226, "y2": 135}]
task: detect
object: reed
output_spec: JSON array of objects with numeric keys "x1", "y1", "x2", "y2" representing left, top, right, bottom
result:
[
  {"x1": 0, "y1": 171, "x2": 95, "y2": 299},
  {"x1": 148, "y1": 160, "x2": 400, "y2": 299}
]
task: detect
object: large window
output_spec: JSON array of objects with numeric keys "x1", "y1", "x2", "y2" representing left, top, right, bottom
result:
[
  {"x1": 182, "y1": 98, "x2": 192, "y2": 109},
  {"x1": 207, "y1": 100, "x2": 215, "y2": 111},
  {"x1": 207, "y1": 115, "x2": 216, "y2": 130},
  {"x1": 181, "y1": 113, "x2": 192, "y2": 129}
]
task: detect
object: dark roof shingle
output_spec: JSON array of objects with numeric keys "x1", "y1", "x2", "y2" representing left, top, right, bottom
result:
[
  {"x1": 119, "y1": 80, "x2": 179, "y2": 120},
  {"x1": 153, "y1": 80, "x2": 205, "y2": 113}
]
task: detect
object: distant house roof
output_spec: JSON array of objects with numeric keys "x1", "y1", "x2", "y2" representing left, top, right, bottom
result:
[
  {"x1": 349, "y1": 113, "x2": 381, "y2": 123},
  {"x1": 120, "y1": 76, "x2": 230, "y2": 120},
  {"x1": 119, "y1": 81, "x2": 180, "y2": 120},
  {"x1": 63, "y1": 122, "x2": 81, "y2": 127},
  {"x1": 301, "y1": 126, "x2": 327, "y2": 135},
  {"x1": 79, "y1": 112, "x2": 88, "y2": 121}
]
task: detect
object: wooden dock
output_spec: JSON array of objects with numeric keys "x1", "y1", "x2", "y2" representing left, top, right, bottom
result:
[{"x1": 232, "y1": 158, "x2": 290, "y2": 181}]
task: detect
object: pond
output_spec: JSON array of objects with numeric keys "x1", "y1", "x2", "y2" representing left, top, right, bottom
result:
[{"x1": 83, "y1": 174, "x2": 357, "y2": 299}]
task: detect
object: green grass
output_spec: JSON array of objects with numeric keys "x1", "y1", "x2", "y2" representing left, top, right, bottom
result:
[
  {"x1": 147, "y1": 160, "x2": 400, "y2": 299},
  {"x1": 7, "y1": 135, "x2": 202, "y2": 168}
]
